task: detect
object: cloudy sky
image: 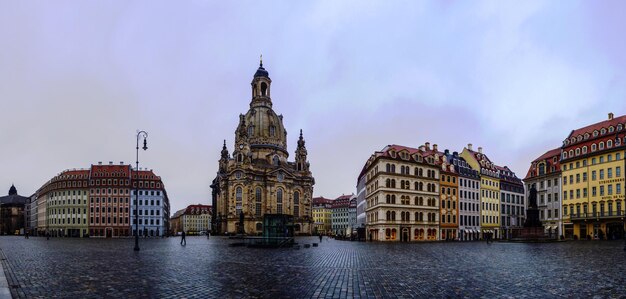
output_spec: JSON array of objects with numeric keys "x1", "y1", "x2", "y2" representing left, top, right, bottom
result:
[{"x1": 2, "y1": 1, "x2": 625, "y2": 212}]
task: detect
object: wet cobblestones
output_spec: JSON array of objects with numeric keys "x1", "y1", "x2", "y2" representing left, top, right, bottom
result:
[{"x1": 1, "y1": 236, "x2": 625, "y2": 298}]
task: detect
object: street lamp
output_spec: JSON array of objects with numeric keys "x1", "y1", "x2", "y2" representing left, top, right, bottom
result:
[{"x1": 134, "y1": 131, "x2": 148, "y2": 251}]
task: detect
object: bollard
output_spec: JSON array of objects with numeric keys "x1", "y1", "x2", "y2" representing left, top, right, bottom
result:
[{"x1": 312, "y1": 243, "x2": 318, "y2": 247}]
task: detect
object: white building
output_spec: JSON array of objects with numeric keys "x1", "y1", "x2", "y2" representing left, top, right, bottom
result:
[
  {"x1": 130, "y1": 169, "x2": 169, "y2": 237},
  {"x1": 331, "y1": 195, "x2": 352, "y2": 236}
]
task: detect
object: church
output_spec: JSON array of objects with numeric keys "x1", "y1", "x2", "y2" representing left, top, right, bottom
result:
[{"x1": 210, "y1": 59, "x2": 315, "y2": 235}]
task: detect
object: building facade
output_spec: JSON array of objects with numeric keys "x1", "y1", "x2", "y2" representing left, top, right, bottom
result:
[
  {"x1": 561, "y1": 113, "x2": 625, "y2": 240},
  {"x1": 331, "y1": 195, "x2": 352, "y2": 236},
  {"x1": 34, "y1": 162, "x2": 170, "y2": 238},
  {"x1": 364, "y1": 144, "x2": 440, "y2": 242},
  {"x1": 211, "y1": 61, "x2": 315, "y2": 235},
  {"x1": 131, "y1": 169, "x2": 169, "y2": 237},
  {"x1": 355, "y1": 174, "x2": 367, "y2": 230},
  {"x1": 40, "y1": 169, "x2": 90, "y2": 237},
  {"x1": 461, "y1": 145, "x2": 501, "y2": 239},
  {"x1": 181, "y1": 205, "x2": 211, "y2": 235},
  {"x1": 498, "y1": 166, "x2": 525, "y2": 239},
  {"x1": 312, "y1": 197, "x2": 333, "y2": 235},
  {"x1": 425, "y1": 146, "x2": 459, "y2": 241},
  {"x1": 29, "y1": 193, "x2": 38, "y2": 235},
  {"x1": 524, "y1": 148, "x2": 562, "y2": 237},
  {"x1": 451, "y1": 152, "x2": 481, "y2": 241},
  {"x1": 0, "y1": 185, "x2": 29, "y2": 235}
]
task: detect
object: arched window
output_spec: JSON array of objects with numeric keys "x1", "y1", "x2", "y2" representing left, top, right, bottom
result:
[
  {"x1": 386, "y1": 211, "x2": 391, "y2": 220},
  {"x1": 582, "y1": 146, "x2": 587, "y2": 154},
  {"x1": 276, "y1": 188, "x2": 283, "y2": 214},
  {"x1": 414, "y1": 167, "x2": 419, "y2": 176},
  {"x1": 599, "y1": 142, "x2": 605, "y2": 150},
  {"x1": 385, "y1": 179, "x2": 391, "y2": 188},
  {"x1": 247, "y1": 126, "x2": 254, "y2": 136},
  {"x1": 261, "y1": 82, "x2": 268, "y2": 96},
  {"x1": 269, "y1": 125, "x2": 276, "y2": 137},
  {"x1": 236, "y1": 187, "x2": 243, "y2": 216},
  {"x1": 391, "y1": 211, "x2": 396, "y2": 221},
  {"x1": 255, "y1": 188, "x2": 262, "y2": 216},
  {"x1": 608, "y1": 140, "x2": 613, "y2": 148},
  {"x1": 391, "y1": 165, "x2": 396, "y2": 173},
  {"x1": 386, "y1": 163, "x2": 391, "y2": 172},
  {"x1": 293, "y1": 191, "x2": 300, "y2": 217},
  {"x1": 391, "y1": 179, "x2": 396, "y2": 188}
]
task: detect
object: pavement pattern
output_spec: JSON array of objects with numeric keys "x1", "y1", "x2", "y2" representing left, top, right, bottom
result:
[{"x1": 0, "y1": 236, "x2": 625, "y2": 298}]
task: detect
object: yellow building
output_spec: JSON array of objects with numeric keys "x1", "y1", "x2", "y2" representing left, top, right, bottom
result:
[
  {"x1": 461, "y1": 144, "x2": 501, "y2": 239},
  {"x1": 312, "y1": 197, "x2": 333, "y2": 234},
  {"x1": 561, "y1": 113, "x2": 625, "y2": 240},
  {"x1": 181, "y1": 205, "x2": 211, "y2": 235}
]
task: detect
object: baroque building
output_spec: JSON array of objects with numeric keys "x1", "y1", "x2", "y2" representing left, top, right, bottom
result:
[
  {"x1": 561, "y1": 113, "x2": 625, "y2": 240},
  {"x1": 312, "y1": 197, "x2": 333, "y2": 235},
  {"x1": 524, "y1": 148, "x2": 562, "y2": 237},
  {"x1": 363, "y1": 144, "x2": 440, "y2": 242},
  {"x1": 211, "y1": 61, "x2": 315, "y2": 235}
]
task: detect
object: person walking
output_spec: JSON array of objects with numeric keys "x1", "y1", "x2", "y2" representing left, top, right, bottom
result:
[
  {"x1": 180, "y1": 230, "x2": 186, "y2": 246},
  {"x1": 318, "y1": 233, "x2": 323, "y2": 243}
]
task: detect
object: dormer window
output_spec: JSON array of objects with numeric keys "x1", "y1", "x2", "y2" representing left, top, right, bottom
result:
[
  {"x1": 584, "y1": 133, "x2": 589, "y2": 140},
  {"x1": 601, "y1": 128, "x2": 606, "y2": 135},
  {"x1": 618, "y1": 124, "x2": 623, "y2": 131},
  {"x1": 593, "y1": 130, "x2": 599, "y2": 137},
  {"x1": 582, "y1": 146, "x2": 587, "y2": 154},
  {"x1": 577, "y1": 135, "x2": 582, "y2": 142},
  {"x1": 592, "y1": 143, "x2": 597, "y2": 151},
  {"x1": 607, "y1": 140, "x2": 613, "y2": 148},
  {"x1": 575, "y1": 148, "x2": 580, "y2": 156},
  {"x1": 599, "y1": 142, "x2": 605, "y2": 150},
  {"x1": 609, "y1": 126, "x2": 615, "y2": 133},
  {"x1": 569, "y1": 150, "x2": 574, "y2": 157}
]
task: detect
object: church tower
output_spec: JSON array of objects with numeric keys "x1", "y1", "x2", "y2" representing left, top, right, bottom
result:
[{"x1": 211, "y1": 59, "x2": 315, "y2": 235}]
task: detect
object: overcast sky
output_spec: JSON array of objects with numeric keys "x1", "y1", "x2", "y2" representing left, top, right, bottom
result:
[{"x1": 2, "y1": 1, "x2": 625, "y2": 213}]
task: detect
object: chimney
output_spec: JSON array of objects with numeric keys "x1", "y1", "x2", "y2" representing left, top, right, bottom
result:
[
  {"x1": 468, "y1": 143, "x2": 473, "y2": 151},
  {"x1": 109, "y1": 161, "x2": 113, "y2": 165},
  {"x1": 609, "y1": 112, "x2": 614, "y2": 120},
  {"x1": 433, "y1": 144, "x2": 438, "y2": 152},
  {"x1": 444, "y1": 149, "x2": 449, "y2": 155},
  {"x1": 425, "y1": 142, "x2": 430, "y2": 150},
  {"x1": 98, "y1": 162, "x2": 102, "y2": 165},
  {"x1": 419, "y1": 145, "x2": 426, "y2": 151},
  {"x1": 120, "y1": 161, "x2": 124, "y2": 165},
  {"x1": 478, "y1": 147, "x2": 483, "y2": 154},
  {"x1": 453, "y1": 151, "x2": 458, "y2": 157}
]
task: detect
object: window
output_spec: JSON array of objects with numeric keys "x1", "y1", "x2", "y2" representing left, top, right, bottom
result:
[
  {"x1": 277, "y1": 188, "x2": 283, "y2": 214},
  {"x1": 293, "y1": 191, "x2": 300, "y2": 217},
  {"x1": 255, "y1": 188, "x2": 262, "y2": 216},
  {"x1": 236, "y1": 187, "x2": 243, "y2": 216}
]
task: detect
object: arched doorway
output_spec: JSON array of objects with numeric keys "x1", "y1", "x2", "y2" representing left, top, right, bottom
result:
[{"x1": 401, "y1": 227, "x2": 410, "y2": 242}]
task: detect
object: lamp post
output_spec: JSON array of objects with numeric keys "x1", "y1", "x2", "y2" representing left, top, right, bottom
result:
[{"x1": 134, "y1": 131, "x2": 148, "y2": 251}]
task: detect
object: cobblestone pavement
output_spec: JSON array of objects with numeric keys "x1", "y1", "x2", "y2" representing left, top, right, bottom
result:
[{"x1": 1, "y1": 236, "x2": 626, "y2": 298}]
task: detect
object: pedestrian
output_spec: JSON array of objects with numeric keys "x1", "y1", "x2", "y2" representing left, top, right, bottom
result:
[
  {"x1": 319, "y1": 233, "x2": 323, "y2": 243},
  {"x1": 180, "y1": 230, "x2": 186, "y2": 246},
  {"x1": 46, "y1": 231, "x2": 50, "y2": 240},
  {"x1": 25, "y1": 231, "x2": 29, "y2": 239},
  {"x1": 207, "y1": 231, "x2": 210, "y2": 239}
]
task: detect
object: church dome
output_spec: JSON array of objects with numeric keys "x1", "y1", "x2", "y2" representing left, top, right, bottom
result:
[
  {"x1": 244, "y1": 105, "x2": 287, "y2": 153},
  {"x1": 254, "y1": 64, "x2": 269, "y2": 78}
]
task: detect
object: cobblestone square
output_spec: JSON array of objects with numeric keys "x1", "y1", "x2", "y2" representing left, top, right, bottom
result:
[{"x1": 1, "y1": 236, "x2": 625, "y2": 298}]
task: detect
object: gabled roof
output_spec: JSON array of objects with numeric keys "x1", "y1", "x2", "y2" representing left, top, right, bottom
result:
[{"x1": 524, "y1": 147, "x2": 562, "y2": 180}]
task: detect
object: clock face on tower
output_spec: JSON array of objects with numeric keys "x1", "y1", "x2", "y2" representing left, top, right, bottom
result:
[{"x1": 239, "y1": 144, "x2": 244, "y2": 149}]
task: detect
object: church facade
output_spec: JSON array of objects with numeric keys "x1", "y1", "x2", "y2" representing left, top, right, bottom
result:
[{"x1": 210, "y1": 60, "x2": 315, "y2": 235}]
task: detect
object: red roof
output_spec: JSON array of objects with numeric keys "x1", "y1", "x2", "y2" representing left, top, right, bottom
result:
[
  {"x1": 90, "y1": 164, "x2": 132, "y2": 177},
  {"x1": 524, "y1": 147, "x2": 562, "y2": 180},
  {"x1": 331, "y1": 195, "x2": 352, "y2": 209},
  {"x1": 313, "y1": 197, "x2": 333, "y2": 206},
  {"x1": 465, "y1": 148, "x2": 498, "y2": 171},
  {"x1": 567, "y1": 114, "x2": 626, "y2": 143},
  {"x1": 184, "y1": 204, "x2": 211, "y2": 215}
]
